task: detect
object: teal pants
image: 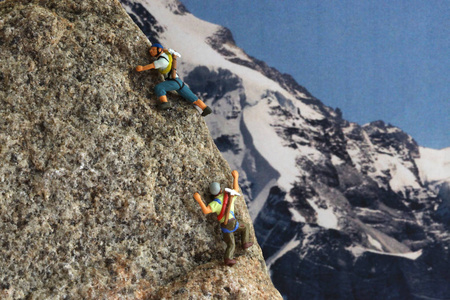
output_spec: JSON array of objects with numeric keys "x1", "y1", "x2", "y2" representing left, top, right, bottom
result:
[{"x1": 154, "y1": 78, "x2": 198, "y2": 103}]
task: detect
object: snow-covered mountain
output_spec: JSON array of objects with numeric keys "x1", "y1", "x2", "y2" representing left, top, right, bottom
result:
[{"x1": 121, "y1": 0, "x2": 450, "y2": 298}]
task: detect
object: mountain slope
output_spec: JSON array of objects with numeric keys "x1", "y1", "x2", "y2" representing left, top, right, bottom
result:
[{"x1": 121, "y1": 0, "x2": 450, "y2": 299}]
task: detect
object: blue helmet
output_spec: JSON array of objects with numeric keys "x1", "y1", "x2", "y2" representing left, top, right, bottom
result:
[{"x1": 151, "y1": 43, "x2": 164, "y2": 49}]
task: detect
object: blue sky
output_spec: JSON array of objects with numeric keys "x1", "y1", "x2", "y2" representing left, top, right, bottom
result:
[{"x1": 181, "y1": 0, "x2": 449, "y2": 149}]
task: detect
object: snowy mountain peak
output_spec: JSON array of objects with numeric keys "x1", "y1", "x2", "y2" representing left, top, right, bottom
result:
[{"x1": 416, "y1": 147, "x2": 450, "y2": 186}]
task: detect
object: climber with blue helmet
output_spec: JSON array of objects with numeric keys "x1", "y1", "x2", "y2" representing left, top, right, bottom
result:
[
  {"x1": 136, "y1": 43, "x2": 212, "y2": 116},
  {"x1": 193, "y1": 170, "x2": 253, "y2": 266}
]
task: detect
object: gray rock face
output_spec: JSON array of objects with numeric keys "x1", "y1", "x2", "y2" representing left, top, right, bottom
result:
[{"x1": 0, "y1": 0, "x2": 281, "y2": 298}]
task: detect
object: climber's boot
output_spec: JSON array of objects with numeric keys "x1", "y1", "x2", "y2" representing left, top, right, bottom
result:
[
  {"x1": 224, "y1": 258, "x2": 236, "y2": 266},
  {"x1": 243, "y1": 242, "x2": 253, "y2": 250},
  {"x1": 201, "y1": 106, "x2": 212, "y2": 116},
  {"x1": 158, "y1": 101, "x2": 172, "y2": 110},
  {"x1": 194, "y1": 99, "x2": 212, "y2": 116},
  {"x1": 158, "y1": 95, "x2": 172, "y2": 110}
]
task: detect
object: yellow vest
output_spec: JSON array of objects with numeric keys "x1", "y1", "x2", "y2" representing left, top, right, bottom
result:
[
  {"x1": 209, "y1": 192, "x2": 236, "y2": 223},
  {"x1": 157, "y1": 52, "x2": 173, "y2": 75}
]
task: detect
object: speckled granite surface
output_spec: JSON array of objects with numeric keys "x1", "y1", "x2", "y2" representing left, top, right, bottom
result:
[{"x1": 0, "y1": 0, "x2": 281, "y2": 298}]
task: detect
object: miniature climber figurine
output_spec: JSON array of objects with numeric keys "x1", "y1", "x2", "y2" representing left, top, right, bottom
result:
[
  {"x1": 193, "y1": 170, "x2": 253, "y2": 266},
  {"x1": 135, "y1": 43, "x2": 212, "y2": 116}
]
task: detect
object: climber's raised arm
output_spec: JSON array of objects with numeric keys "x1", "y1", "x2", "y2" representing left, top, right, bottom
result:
[{"x1": 193, "y1": 192, "x2": 212, "y2": 215}]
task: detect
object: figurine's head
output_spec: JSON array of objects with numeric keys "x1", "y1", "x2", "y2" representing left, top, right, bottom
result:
[
  {"x1": 149, "y1": 43, "x2": 164, "y2": 57},
  {"x1": 209, "y1": 182, "x2": 221, "y2": 196}
]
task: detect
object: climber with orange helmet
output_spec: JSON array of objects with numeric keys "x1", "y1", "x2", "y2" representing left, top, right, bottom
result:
[
  {"x1": 136, "y1": 43, "x2": 212, "y2": 116},
  {"x1": 193, "y1": 170, "x2": 253, "y2": 266}
]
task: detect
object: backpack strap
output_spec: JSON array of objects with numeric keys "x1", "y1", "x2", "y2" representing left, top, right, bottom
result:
[
  {"x1": 217, "y1": 192, "x2": 229, "y2": 221},
  {"x1": 156, "y1": 55, "x2": 169, "y2": 62}
]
